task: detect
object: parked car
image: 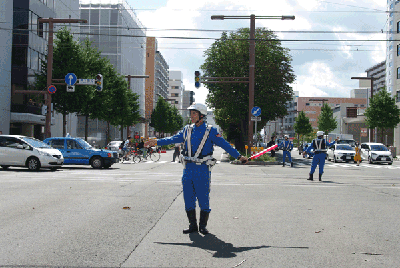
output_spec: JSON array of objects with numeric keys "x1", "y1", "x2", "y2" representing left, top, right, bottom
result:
[
  {"x1": 360, "y1": 143, "x2": 393, "y2": 165},
  {"x1": 106, "y1": 140, "x2": 123, "y2": 155},
  {"x1": 44, "y1": 137, "x2": 118, "y2": 169},
  {"x1": 327, "y1": 144, "x2": 355, "y2": 163},
  {"x1": 303, "y1": 143, "x2": 314, "y2": 158},
  {"x1": 0, "y1": 135, "x2": 63, "y2": 171}
]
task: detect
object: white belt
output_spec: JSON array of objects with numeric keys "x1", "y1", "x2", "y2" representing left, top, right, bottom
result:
[{"x1": 179, "y1": 155, "x2": 216, "y2": 166}]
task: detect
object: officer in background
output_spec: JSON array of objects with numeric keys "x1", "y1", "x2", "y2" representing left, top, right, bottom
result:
[
  {"x1": 303, "y1": 131, "x2": 338, "y2": 181},
  {"x1": 278, "y1": 135, "x2": 293, "y2": 167},
  {"x1": 267, "y1": 136, "x2": 276, "y2": 157},
  {"x1": 145, "y1": 103, "x2": 248, "y2": 235}
]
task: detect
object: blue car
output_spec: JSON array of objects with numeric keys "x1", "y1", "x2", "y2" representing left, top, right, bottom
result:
[{"x1": 44, "y1": 137, "x2": 118, "y2": 169}]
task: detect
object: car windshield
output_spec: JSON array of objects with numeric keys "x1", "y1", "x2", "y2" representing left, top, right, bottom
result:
[
  {"x1": 76, "y1": 138, "x2": 92, "y2": 149},
  {"x1": 337, "y1": 140, "x2": 356, "y2": 147},
  {"x1": 22, "y1": 137, "x2": 51, "y2": 148},
  {"x1": 336, "y1": 145, "x2": 353, "y2": 150},
  {"x1": 370, "y1": 145, "x2": 388, "y2": 151}
]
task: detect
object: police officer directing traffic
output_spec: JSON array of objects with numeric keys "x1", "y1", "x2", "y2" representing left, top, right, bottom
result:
[
  {"x1": 144, "y1": 103, "x2": 248, "y2": 235},
  {"x1": 279, "y1": 135, "x2": 293, "y2": 167},
  {"x1": 303, "y1": 131, "x2": 338, "y2": 181}
]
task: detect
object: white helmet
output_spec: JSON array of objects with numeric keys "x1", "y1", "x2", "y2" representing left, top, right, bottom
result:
[
  {"x1": 187, "y1": 103, "x2": 207, "y2": 117},
  {"x1": 284, "y1": 134, "x2": 289, "y2": 138},
  {"x1": 317, "y1": 131, "x2": 324, "y2": 136}
]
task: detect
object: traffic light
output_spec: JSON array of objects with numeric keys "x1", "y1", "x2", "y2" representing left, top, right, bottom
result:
[
  {"x1": 95, "y1": 74, "x2": 103, "y2": 91},
  {"x1": 195, "y1": 71, "x2": 201, "y2": 88}
]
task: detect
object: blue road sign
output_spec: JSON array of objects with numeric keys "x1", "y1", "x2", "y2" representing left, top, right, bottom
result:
[
  {"x1": 251, "y1": 106, "x2": 261, "y2": 117},
  {"x1": 48, "y1": 85, "x2": 57, "y2": 94},
  {"x1": 65, "y1": 73, "x2": 77, "y2": 86}
]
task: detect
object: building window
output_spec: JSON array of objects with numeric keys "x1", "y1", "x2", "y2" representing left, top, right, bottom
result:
[
  {"x1": 175, "y1": 101, "x2": 179, "y2": 104},
  {"x1": 398, "y1": 67, "x2": 400, "y2": 79},
  {"x1": 38, "y1": 17, "x2": 43, "y2": 37},
  {"x1": 171, "y1": 93, "x2": 179, "y2": 97},
  {"x1": 306, "y1": 103, "x2": 310, "y2": 106},
  {"x1": 397, "y1": 91, "x2": 400, "y2": 102}
]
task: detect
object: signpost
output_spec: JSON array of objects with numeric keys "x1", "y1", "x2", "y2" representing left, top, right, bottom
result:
[
  {"x1": 66, "y1": 85, "x2": 75, "y2": 92},
  {"x1": 251, "y1": 107, "x2": 261, "y2": 145},
  {"x1": 48, "y1": 85, "x2": 57, "y2": 94},
  {"x1": 65, "y1": 73, "x2": 77, "y2": 86},
  {"x1": 78, "y1": 79, "x2": 96, "y2": 85}
]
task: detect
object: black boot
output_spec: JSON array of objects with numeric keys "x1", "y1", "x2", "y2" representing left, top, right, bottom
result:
[
  {"x1": 282, "y1": 162, "x2": 285, "y2": 167},
  {"x1": 307, "y1": 173, "x2": 313, "y2": 181},
  {"x1": 319, "y1": 173, "x2": 322, "y2": 181},
  {"x1": 291, "y1": 162, "x2": 294, "y2": 167},
  {"x1": 199, "y1": 210, "x2": 210, "y2": 235},
  {"x1": 183, "y1": 209, "x2": 198, "y2": 234}
]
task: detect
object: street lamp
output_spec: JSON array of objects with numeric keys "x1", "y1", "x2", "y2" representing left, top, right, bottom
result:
[
  {"x1": 211, "y1": 14, "x2": 295, "y2": 147},
  {"x1": 351, "y1": 76, "x2": 374, "y2": 142}
]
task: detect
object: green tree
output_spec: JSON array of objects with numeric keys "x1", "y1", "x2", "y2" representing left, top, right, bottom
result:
[
  {"x1": 166, "y1": 105, "x2": 183, "y2": 134},
  {"x1": 150, "y1": 97, "x2": 170, "y2": 137},
  {"x1": 293, "y1": 111, "x2": 313, "y2": 145},
  {"x1": 364, "y1": 88, "x2": 400, "y2": 143},
  {"x1": 35, "y1": 28, "x2": 93, "y2": 136},
  {"x1": 318, "y1": 103, "x2": 337, "y2": 135},
  {"x1": 201, "y1": 28, "x2": 295, "y2": 151}
]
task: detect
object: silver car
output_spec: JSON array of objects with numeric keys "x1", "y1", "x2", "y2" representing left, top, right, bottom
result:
[
  {"x1": 327, "y1": 144, "x2": 355, "y2": 163},
  {"x1": 360, "y1": 143, "x2": 393, "y2": 165},
  {"x1": 106, "y1": 140, "x2": 123, "y2": 155}
]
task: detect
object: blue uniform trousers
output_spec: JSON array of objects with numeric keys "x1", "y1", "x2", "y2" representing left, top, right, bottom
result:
[
  {"x1": 282, "y1": 150, "x2": 292, "y2": 164},
  {"x1": 182, "y1": 162, "x2": 211, "y2": 212},
  {"x1": 310, "y1": 153, "x2": 326, "y2": 174}
]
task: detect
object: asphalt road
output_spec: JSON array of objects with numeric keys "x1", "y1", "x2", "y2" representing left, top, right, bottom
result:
[{"x1": 1, "y1": 147, "x2": 399, "y2": 267}]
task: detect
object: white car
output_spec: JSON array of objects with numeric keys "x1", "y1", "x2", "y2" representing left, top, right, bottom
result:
[
  {"x1": 0, "y1": 135, "x2": 64, "y2": 171},
  {"x1": 327, "y1": 144, "x2": 356, "y2": 163},
  {"x1": 106, "y1": 140, "x2": 123, "y2": 154},
  {"x1": 360, "y1": 143, "x2": 393, "y2": 165}
]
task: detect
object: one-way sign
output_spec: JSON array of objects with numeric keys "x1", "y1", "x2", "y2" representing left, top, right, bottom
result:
[{"x1": 65, "y1": 73, "x2": 77, "y2": 86}]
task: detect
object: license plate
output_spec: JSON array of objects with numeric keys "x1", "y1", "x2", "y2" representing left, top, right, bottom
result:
[{"x1": 346, "y1": 156, "x2": 351, "y2": 159}]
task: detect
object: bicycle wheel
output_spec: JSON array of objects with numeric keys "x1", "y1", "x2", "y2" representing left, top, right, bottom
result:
[
  {"x1": 132, "y1": 155, "x2": 142, "y2": 163},
  {"x1": 150, "y1": 151, "x2": 161, "y2": 161}
]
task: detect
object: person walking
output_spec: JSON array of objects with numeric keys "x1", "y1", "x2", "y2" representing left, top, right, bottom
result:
[
  {"x1": 172, "y1": 143, "x2": 181, "y2": 162},
  {"x1": 303, "y1": 131, "x2": 338, "y2": 181},
  {"x1": 144, "y1": 103, "x2": 248, "y2": 235},
  {"x1": 267, "y1": 136, "x2": 276, "y2": 157},
  {"x1": 354, "y1": 142, "x2": 362, "y2": 166},
  {"x1": 278, "y1": 135, "x2": 293, "y2": 167}
]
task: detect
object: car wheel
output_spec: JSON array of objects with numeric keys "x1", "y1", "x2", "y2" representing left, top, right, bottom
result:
[
  {"x1": 388, "y1": 162, "x2": 393, "y2": 165},
  {"x1": 1, "y1": 165, "x2": 10, "y2": 170},
  {"x1": 27, "y1": 157, "x2": 41, "y2": 171},
  {"x1": 368, "y1": 157, "x2": 373, "y2": 164},
  {"x1": 91, "y1": 157, "x2": 103, "y2": 169}
]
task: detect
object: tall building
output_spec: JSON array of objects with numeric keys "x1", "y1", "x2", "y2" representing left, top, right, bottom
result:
[
  {"x1": 365, "y1": 61, "x2": 386, "y2": 94},
  {"x1": 145, "y1": 36, "x2": 169, "y2": 138},
  {"x1": 0, "y1": 0, "x2": 80, "y2": 137},
  {"x1": 79, "y1": 0, "x2": 146, "y2": 145},
  {"x1": 168, "y1": 70, "x2": 184, "y2": 110}
]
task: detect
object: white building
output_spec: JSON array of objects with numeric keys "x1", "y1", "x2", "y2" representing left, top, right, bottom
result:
[
  {"x1": 168, "y1": 70, "x2": 184, "y2": 111},
  {"x1": 78, "y1": 0, "x2": 147, "y2": 145}
]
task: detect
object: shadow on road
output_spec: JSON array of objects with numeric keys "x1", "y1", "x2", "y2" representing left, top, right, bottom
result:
[{"x1": 155, "y1": 233, "x2": 308, "y2": 258}]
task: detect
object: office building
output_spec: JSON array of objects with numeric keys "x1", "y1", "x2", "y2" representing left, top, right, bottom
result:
[{"x1": 168, "y1": 70, "x2": 184, "y2": 110}]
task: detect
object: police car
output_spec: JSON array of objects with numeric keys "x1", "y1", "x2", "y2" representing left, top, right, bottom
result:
[{"x1": 44, "y1": 137, "x2": 118, "y2": 169}]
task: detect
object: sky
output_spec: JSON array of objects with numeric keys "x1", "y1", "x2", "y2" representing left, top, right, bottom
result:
[{"x1": 126, "y1": 0, "x2": 388, "y2": 110}]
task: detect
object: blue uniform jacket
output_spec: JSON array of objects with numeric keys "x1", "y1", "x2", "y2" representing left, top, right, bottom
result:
[
  {"x1": 305, "y1": 139, "x2": 335, "y2": 154},
  {"x1": 156, "y1": 122, "x2": 240, "y2": 159},
  {"x1": 278, "y1": 140, "x2": 293, "y2": 151}
]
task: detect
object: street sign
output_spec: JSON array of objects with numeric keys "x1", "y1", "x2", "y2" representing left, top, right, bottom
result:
[
  {"x1": 251, "y1": 116, "x2": 261, "y2": 121},
  {"x1": 66, "y1": 85, "x2": 75, "y2": 92},
  {"x1": 65, "y1": 73, "x2": 77, "y2": 86},
  {"x1": 78, "y1": 79, "x2": 96, "y2": 85},
  {"x1": 251, "y1": 106, "x2": 261, "y2": 117},
  {"x1": 48, "y1": 85, "x2": 57, "y2": 94}
]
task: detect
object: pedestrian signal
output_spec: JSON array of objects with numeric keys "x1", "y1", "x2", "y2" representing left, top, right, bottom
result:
[
  {"x1": 195, "y1": 71, "x2": 201, "y2": 88},
  {"x1": 95, "y1": 74, "x2": 103, "y2": 91}
]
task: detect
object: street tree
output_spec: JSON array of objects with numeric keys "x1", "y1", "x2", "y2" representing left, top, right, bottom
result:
[
  {"x1": 166, "y1": 105, "x2": 183, "y2": 135},
  {"x1": 150, "y1": 97, "x2": 170, "y2": 138},
  {"x1": 35, "y1": 28, "x2": 92, "y2": 136},
  {"x1": 201, "y1": 28, "x2": 295, "y2": 151},
  {"x1": 318, "y1": 103, "x2": 337, "y2": 135},
  {"x1": 364, "y1": 88, "x2": 400, "y2": 143},
  {"x1": 293, "y1": 111, "x2": 313, "y2": 145}
]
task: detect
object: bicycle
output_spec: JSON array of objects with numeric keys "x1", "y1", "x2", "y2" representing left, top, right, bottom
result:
[{"x1": 138, "y1": 147, "x2": 161, "y2": 162}]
